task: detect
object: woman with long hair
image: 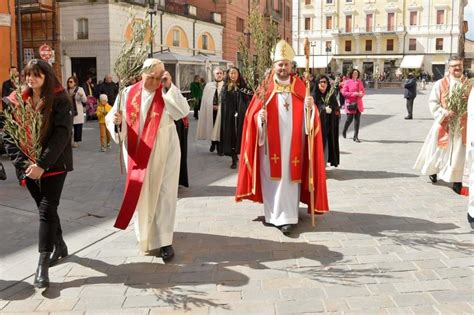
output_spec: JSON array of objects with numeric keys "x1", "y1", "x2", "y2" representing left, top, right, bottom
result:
[
  {"x1": 4, "y1": 59, "x2": 73, "y2": 289},
  {"x1": 219, "y1": 67, "x2": 252, "y2": 168},
  {"x1": 312, "y1": 74, "x2": 340, "y2": 167},
  {"x1": 342, "y1": 69, "x2": 365, "y2": 142},
  {"x1": 66, "y1": 76, "x2": 87, "y2": 147}
]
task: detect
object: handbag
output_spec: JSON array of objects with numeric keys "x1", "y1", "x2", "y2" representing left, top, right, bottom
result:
[
  {"x1": 347, "y1": 102, "x2": 357, "y2": 111},
  {"x1": 71, "y1": 87, "x2": 79, "y2": 117},
  {"x1": 0, "y1": 162, "x2": 6, "y2": 180}
]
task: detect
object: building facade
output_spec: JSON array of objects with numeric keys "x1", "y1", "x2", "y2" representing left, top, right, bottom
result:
[
  {"x1": 293, "y1": 0, "x2": 464, "y2": 81},
  {"x1": 187, "y1": 0, "x2": 293, "y2": 65},
  {"x1": 0, "y1": 0, "x2": 17, "y2": 82},
  {"x1": 58, "y1": 0, "x2": 224, "y2": 90}
]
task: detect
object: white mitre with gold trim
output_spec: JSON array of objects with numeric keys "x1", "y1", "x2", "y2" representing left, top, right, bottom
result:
[{"x1": 271, "y1": 39, "x2": 295, "y2": 63}]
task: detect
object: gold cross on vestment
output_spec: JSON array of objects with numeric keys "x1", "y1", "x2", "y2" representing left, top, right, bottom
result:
[
  {"x1": 292, "y1": 156, "x2": 300, "y2": 167},
  {"x1": 283, "y1": 102, "x2": 290, "y2": 111},
  {"x1": 271, "y1": 154, "x2": 280, "y2": 164}
]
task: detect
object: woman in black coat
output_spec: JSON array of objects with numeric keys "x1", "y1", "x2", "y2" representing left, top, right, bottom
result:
[
  {"x1": 219, "y1": 67, "x2": 252, "y2": 168},
  {"x1": 312, "y1": 74, "x2": 340, "y2": 167},
  {"x1": 4, "y1": 59, "x2": 72, "y2": 289}
]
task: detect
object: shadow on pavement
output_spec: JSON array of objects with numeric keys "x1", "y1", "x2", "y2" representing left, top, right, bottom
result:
[
  {"x1": 327, "y1": 168, "x2": 419, "y2": 180},
  {"x1": 0, "y1": 280, "x2": 35, "y2": 301},
  {"x1": 360, "y1": 139, "x2": 425, "y2": 144}
]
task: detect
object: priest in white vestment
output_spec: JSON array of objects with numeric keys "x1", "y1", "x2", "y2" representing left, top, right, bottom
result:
[
  {"x1": 235, "y1": 40, "x2": 329, "y2": 235},
  {"x1": 106, "y1": 59, "x2": 189, "y2": 261},
  {"x1": 196, "y1": 67, "x2": 224, "y2": 154},
  {"x1": 414, "y1": 56, "x2": 471, "y2": 194}
]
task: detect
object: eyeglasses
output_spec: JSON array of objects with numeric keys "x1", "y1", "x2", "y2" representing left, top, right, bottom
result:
[
  {"x1": 449, "y1": 64, "x2": 462, "y2": 68},
  {"x1": 318, "y1": 81, "x2": 328, "y2": 84}
]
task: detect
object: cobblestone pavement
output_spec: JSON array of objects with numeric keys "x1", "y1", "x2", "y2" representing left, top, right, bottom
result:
[{"x1": 0, "y1": 85, "x2": 472, "y2": 314}]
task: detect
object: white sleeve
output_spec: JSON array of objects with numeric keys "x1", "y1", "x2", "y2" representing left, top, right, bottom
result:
[
  {"x1": 162, "y1": 84, "x2": 189, "y2": 120},
  {"x1": 106, "y1": 88, "x2": 128, "y2": 143},
  {"x1": 428, "y1": 81, "x2": 447, "y2": 123},
  {"x1": 257, "y1": 113, "x2": 265, "y2": 146}
]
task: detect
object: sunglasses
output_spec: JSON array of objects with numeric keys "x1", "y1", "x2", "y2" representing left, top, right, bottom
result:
[{"x1": 318, "y1": 81, "x2": 328, "y2": 84}]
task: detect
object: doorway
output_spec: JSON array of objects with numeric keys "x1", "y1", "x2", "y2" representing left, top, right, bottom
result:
[{"x1": 71, "y1": 57, "x2": 97, "y2": 86}]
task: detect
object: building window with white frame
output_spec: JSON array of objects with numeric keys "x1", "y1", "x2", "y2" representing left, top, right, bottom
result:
[
  {"x1": 386, "y1": 39, "x2": 394, "y2": 51},
  {"x1": 345, "y1": 15, "x2": 352, "y2": 32},
  {"x1": 325, "y1": 41, "x2": 332, "y2": 52},
  {"x1": 305, "y1": 0, "x2": 311, "y2": 5},
  {"x1": 345, "y1": 40, "x2": 351, "y2": 52},
  {"x1": 173, "y1": 29, "x2": 180, "y2": 47},
  {"x1": 304, "y1": 17, "x2": 311, "y2": 31},
  {"x1": 346, "y1": 0, "x2": 353, "y2": 3},
  {"x1": 435, "y1": 38, "x2": 443, "y2": 50},
  {"x1": 436, "y1": 10, "x2": 445, "y2": 25},
  {"x1": 326, "y1": 0, "x2": 333, "y2": 4},
  {"x1": 366, "y1": 14, "x2": 373, "y2": 32},
  {"x1": 202, "y1": 34, "x2": 208, "y2": 50},
  {"x1": 409, "y1": 38, "x2": 416, "y2": 51},
  {"x1": 326, "y1": 16, "x2": 333, "y2": 30},
  {"x1": 76, "y1": 18, "x2": 88, "y2": 39},
  {"x1": 387, "y1": 12, "x2": 395, "y2": 31},
  {"x1": 409, "y1": 11, "x2": 417, "y2": 26},
  {"x1": 365, "y1": 40, "x2": 372, "y2": 51}
]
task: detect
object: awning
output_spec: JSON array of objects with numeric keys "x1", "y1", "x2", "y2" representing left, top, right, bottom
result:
[
  {"x1": 294, "y1": 55, "x2": 333, "y2": 68},
  {"x1": 400, "y1": 55, "x2": 424, "y2": 68},
  {"x1": 152, "y1": 51, "x2": 231, "y2": 64}
]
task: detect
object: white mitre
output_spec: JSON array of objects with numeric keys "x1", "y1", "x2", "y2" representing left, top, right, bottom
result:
[{"x1": 271, "y1": 39, "x2": 295, "y2": 63}]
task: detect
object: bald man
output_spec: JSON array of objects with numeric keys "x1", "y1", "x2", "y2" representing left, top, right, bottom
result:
[{"x1": 106, "y1": 59, "x2": 189, "y2": 261}]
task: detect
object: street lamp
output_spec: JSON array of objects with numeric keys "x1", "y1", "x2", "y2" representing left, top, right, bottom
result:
[
  {"x1": 148, "y1": 0, "x2": 157, "y2": 57},
  {"x1": 310, "y1": 42, "x2": 317, "y2": 74},
  {"x1": 325, "y1": 42, "x2": 332, "y2": 74}
]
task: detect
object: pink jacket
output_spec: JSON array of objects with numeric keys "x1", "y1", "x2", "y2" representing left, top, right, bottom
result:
[{"x1": 342, "y1": 79, "x2": 365, "y2": 114}]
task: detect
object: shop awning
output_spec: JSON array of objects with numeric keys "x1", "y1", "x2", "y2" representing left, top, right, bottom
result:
[
  {"x1": 294, "y1": 55, "x2": 333, "y2": 68},
  {"x1": 400, "y1": 55, "x2": 424, "y2": 69}
]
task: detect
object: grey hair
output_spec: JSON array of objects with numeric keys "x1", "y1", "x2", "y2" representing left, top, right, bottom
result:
[
  {"x1": 213, "y1": 66, "x2": 224, "y2": 74},
  {"x1": 142, "y1": 58, "x2": 164, "y2": 73},
  {"x1": 448, "y1": 56, "x2": 463, "y2": 63}
]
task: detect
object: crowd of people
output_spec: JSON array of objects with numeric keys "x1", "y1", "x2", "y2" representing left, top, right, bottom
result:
[{"x1": 0, "y1": 40, "x2": 472, "y2": 292}]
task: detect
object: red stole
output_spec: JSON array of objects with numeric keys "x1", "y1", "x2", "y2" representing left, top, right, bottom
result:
[
  {"x1": 266, "y1": 84, "x2": 304, "y2": 182},
  {"x1": 114, "y1": 82, "x2": 165, "y2": 229},
  {"x1": 438, "y1": 76, "x2": 471, "y2": 148}
]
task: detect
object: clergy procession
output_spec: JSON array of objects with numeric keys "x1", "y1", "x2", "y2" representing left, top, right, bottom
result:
[{"x1": 0, "y1": 38, "x2": 473, "y2": 314}]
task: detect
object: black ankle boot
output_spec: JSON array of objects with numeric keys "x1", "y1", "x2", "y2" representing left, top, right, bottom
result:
[
  {"x1": 230, "y1": 153, "x2": 238, "y2": 169},
  {"x1": 50, "y1": 237, "x2": 68, "y2": 266},
  {"x1": 34, "y1": 252, "x2": 51, "y2": 289}
]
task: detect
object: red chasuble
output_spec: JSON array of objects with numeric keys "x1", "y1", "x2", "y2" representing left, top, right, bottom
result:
[
  {"x1": 114, "y1": 82, "x2": 165, "y2": 229},
  {"x1": 235, "y1": 74, "x2": 329, "y2": 214}
]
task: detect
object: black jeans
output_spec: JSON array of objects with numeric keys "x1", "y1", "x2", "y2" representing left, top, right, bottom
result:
[
  {"x1": 73, "y1": 123, "x2": 83, "y2": 142},
  {"x1": 406, "y1": 98, "x2": 414, "y2": 117},
  {"x1": 344, "y1": 111, "x2": 361, "y2": 138},
  {"x1": 26, "y1": 173, "x2": 67, "y2": 253}
]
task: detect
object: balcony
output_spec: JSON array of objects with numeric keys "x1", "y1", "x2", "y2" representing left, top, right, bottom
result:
[
  {"x1": 76, "y1": 32, "x2": 88, "y2": 40},
  {"x1": 375, "y1": 26, "x2": 405, "y2": 34},
  {"x1": 19, "y1": 0, "x2": 54, "y2": 14}
]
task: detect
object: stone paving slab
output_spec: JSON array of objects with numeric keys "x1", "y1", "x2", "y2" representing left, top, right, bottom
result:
[{"x1": 1, "y1": 86, "x2": 473, "y2": 314}]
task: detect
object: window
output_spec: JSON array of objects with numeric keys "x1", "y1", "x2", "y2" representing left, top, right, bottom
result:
[
  {"x1": 173, "y1": 29, "x2": 180, "y2": 46},
  {"x1": 305, "y1": 0, "x2": 311, "y2": 4},
  {"x1": 386, "y1": 39, "x2": 394, "y2": 51},
  {"x1": 365, "y1": 40, "x2": 372, "y2": 51},
  {"x1": 305, "y1": 18, "x2": 311, "y2": 31},
  {"x1": 325, "y1": 41, "x2": 332, "y2": 52},
  {"x1": 285, "y1": 6, "x2": 290, "y2": 21},
  {"x1": 345, "y1": 40, "x2": 351, "y2": 52},
  {"x1": 409, "y1": 38, "x2": 416, "y2": 50},
  {"x1": 345, "y1": 15, "x2": 352, "y2": 32},
  {"x1": 436, "y1": 10, "x2": 445, "y2": 25},
  {"x1": 366, "y1": 14, "x2": 373, "y2": 32},
  {"x1": 236, "y1": 17, "x2": 244, "y2": 32},
  {"x1": 436, "y1": 38, "x2": 443, "y2": 50},
  {"x1": 409, "y1": 11, "x2": 417, "y2": 26},
  {"x1": 326, "y1": 0, "x2": 333, "y2": 3},
  {"x1": 202, "y1": 34, "x2": 208, "y2": 50},
  {"x1": 346, "y1": 0, "x2": 353, "y2": 3},
  {"x1": 77, "y1": 18, "x2": 88, "y2": 39},
  {"x1": 387, "y1": 13, "x2": 395, "y2": 31},
  {"x1": 326, "y1": 16, "x2": 333, "y2": 30}
]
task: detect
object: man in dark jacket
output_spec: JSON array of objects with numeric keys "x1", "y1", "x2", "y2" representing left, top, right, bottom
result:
[
  {"x1": 404, "y1": 73, "x2": 417, "y2": 120},
  {"x1": 96, "y1": 74, "x2": 118, "y2": 105}
]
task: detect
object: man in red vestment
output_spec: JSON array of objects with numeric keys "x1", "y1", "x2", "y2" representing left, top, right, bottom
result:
[
  {"x1": 106, "y1": 59, "x2": 189, "y2": 261},
  {"x1": 236, "y1": 40, "x2": 329, "y2": 235}
]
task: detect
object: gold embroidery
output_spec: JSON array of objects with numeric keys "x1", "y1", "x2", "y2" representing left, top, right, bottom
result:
[
  {"x1": 292, "y1": 156, "x2": 300, "y2": 167},
  {"x1": 271, "y1": 154, "x2": 280, "y2": 164}
]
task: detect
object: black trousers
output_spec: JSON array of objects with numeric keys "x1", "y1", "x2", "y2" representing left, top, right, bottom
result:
[
  {"x1": 344, "y1": 111, "x2": 361, "y2": 138},
  {"x1": 73, "y1": 123, "x2": 83, "y2": 142},
  {"x1": 406, "y1": 98, "x2": 414, "y2": 117},
  {"x1": 26, "y1": 173, "x2": 67, "y2": 253}
]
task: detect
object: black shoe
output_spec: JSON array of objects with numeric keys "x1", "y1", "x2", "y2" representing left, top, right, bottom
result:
[
  {"x1": 453, "y1": 182, "x2": 462, "y2": 194},
  {"x1": 353, "y1": 137, "x2": 361, "y2": 143},
  {"x1": 159, "y1": 245, "x2": 175, "y2": 262},
  {"x1": 34, "y1": 252, "x2": 51, "y2": 289},
  {"x1": 468, "y1": 213, "x2": 474, "y2": 229},
  {"x1": 210, "y1": 143, "x2": 216, "y2": 152},
  {"x1": 404, "y1": 115, "x2": 413, "y2": 120},
  {"x1": 429, "y1": 174, "x2": 437, "y2": 183},
  {"x1": 230, "y1": 162, "x2": 237, "y2": 169},
  {"x1": 49, "y1": 238, "x2": 68, "y2": 266},
  {"x1": 278, "y1": 224, "x2": 293, "y2": 235},
  {"x1": 342, "y1": 130, "x2": 347, "y2": 138}
]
